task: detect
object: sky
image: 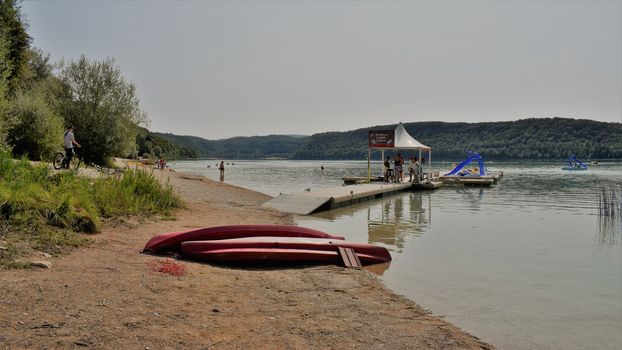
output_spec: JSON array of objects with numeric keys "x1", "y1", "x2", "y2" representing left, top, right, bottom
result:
[{"x1": 21, "y1": 0, "x2": 622, "y2": 139}]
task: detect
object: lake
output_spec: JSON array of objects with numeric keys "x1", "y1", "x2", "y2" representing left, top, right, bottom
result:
[{"x1": 170, "y1": 159, "x2": 622, "y2": 350}]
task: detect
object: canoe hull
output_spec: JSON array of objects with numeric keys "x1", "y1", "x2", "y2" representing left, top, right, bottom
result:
[
  {"x1": 181, "y1": 237, "x2": 392, "y2": 263},
  {"x1": 184, "y1": 248, "x2": 389, "y2": 265},
  {"x1": 142, "y1": 225, "x2": 345, "y2": 254}
]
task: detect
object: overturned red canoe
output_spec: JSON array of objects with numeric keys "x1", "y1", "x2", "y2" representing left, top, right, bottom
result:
[
  {"x1": 142, "y1": 225, "x2": 345, "y2": 254},
  {"x1": 182, "y1": 248, "x2": 389, "y2": 265},
  {"x1": 181, "y1": 237, "x2": 391, "y2": 263}
]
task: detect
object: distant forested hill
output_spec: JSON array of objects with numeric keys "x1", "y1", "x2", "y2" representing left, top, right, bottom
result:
[
  {"x1": 153, "y1": 132, "x2": 309, "y2": 159},
  {"x1": 148, "y1": 118, "x2": 622, "y2": 160},
  {"x1": 293, "y1": 118, "x2": 622, "y2": 160}
]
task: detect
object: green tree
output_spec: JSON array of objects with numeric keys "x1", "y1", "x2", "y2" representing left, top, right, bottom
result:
[
  {"x1": 0, "y1": 35, "x2": 11, "y2": 151},
  {"x1": 57, "y1": 56, "x2": 148, "y2": 164},
  {"x1": 6, "y1": 87, "x2": 64, "y2": 160},
  {"x1": 20, "y1": 48, "x2": 53, "y2": 90},
  {"x1": 0, "y1": 0, "x2": 31, "y2": 95}
]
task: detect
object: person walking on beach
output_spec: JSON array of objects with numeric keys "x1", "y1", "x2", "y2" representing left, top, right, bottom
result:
[
  {"x1": 62, "y1": 125, "x2": 81, "y2": 169},
  {"x1": 158, "y1": 156, "x2": 165, "y2": 170}
]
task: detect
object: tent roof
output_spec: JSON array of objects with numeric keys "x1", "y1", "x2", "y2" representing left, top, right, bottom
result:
[{"x1": 371, "y1": 123, "x2": 430, "y2": 150}]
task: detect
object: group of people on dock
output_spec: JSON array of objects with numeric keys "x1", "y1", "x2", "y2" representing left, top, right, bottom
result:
[{"x1": 383, "y1": 153, "x2": 423, "y2": 183}]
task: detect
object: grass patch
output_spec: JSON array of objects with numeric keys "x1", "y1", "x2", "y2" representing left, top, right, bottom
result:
[{"x1": 0, "y1": 153, "x2": 183, "y2": 268}]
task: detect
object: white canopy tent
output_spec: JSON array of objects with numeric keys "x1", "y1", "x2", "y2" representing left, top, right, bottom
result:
[{"x1": 367, "y1": 123, "x2": 432, "y2": 180}]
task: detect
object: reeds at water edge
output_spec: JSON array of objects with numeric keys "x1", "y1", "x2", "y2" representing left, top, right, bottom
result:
[
  {"x1": 597, "y1": 184, "x2": 622, "y2": 217},
  {"x1": 596, "y1": 184, "x2": 621, "y2": 246}
]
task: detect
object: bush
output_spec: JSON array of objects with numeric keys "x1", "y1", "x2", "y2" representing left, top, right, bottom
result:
[
  {"x1": 0, "y1": 153, "x2": 182, "y2": 266},
  {"x1": 6, "y1": 88, "x2": 64, "y2": 160}
]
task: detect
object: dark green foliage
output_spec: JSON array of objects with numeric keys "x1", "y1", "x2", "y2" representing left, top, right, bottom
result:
[
  {"x1": 293, "y1": 118, "x2": 622, "y2": 160},
  {"x1": 136, "y1": 128, "x2": 197, "y2": 160},
  {"x1": 6, "y1": 88, "x2": 64, "y2": 160},
  {"x1": 154, "y1": 132, "x2": 309, "y2": 159},
  {"x1": 0, "y1": 0, "x2": 31, "y2": 95},
  {"x1": 57, "y1": 56, "x2": 147, "y2": 164},
  {"x1": 151, "y1": 118, "x2": 621, "y2": 161},
  {"x1": 19, "y1": 48, "x2": 54, "y2": 90}
]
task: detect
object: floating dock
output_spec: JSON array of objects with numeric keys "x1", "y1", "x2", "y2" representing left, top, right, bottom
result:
[
  {"x1": 263, "y1": 182, "x2": 419, "y2": 215},
  {"x1": 439, "y1": 171, "x2": 503, "y2": 187}
]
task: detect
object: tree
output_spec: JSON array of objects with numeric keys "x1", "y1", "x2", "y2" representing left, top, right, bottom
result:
[
  {"x1": 57, "y1": 56, "x2": 148, "y2": 164},
  {"x1": 0, "y1": 0, "x2": 31, "y2": 95},
  {"x1": 6, "y1": 88, "x2": 64, "y2": 160},
  {"x1": 0, "y1": 35, "x2": 11, "y2": 151},
  {"x1": 20, "y1": 48, "x2": 53, "y2": 90}
]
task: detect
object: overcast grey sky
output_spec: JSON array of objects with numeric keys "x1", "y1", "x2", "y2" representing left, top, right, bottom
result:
[{"x1": 22, "y1": 0, "x2": 622, "y2": 139}]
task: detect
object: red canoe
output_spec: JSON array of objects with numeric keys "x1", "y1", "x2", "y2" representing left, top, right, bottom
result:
[
  {"x1": 182, "y1": 248, "x2": 389, "y2": 265},
  {"x1": 142, "y1": 225, "x2": 345, "y2": 254},
  {"x1": 180, "y1": 237, "x2": 392, "y2": 264}
]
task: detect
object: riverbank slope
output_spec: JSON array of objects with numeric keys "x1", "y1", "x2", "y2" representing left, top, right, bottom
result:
[{"x1": 0, "y1": 170, "x2": 492, "y2": 349}]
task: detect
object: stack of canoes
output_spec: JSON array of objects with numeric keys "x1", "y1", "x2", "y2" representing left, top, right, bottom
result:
[{"x1": 142, "y1": 225, "x2": 391, "y2": 266}]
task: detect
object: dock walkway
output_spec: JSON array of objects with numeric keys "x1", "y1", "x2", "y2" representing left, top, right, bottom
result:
[{"x1": 262, "y1": 182, "x2": 414, "y2": 215}]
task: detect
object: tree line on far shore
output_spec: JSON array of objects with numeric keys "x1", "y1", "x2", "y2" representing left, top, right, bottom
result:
[
  {"x1": 152, "y1": 118, "x2": 622, "y2": 161},
  {"x1": 292, "y1": 118, "x2": 622, "y2": 160}
]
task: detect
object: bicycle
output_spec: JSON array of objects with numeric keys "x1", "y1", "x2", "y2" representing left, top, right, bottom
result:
[{"x1": 53, "y1": 148, "x2": 82, "y2": 171}]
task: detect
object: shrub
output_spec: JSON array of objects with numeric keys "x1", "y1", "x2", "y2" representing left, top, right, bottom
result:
[
  {"x1": 0, "y1": 153, "x2": 182, "y2": 267},
  {"x1": 6, "y1": 88, "x2": 64, "y2": 160}
]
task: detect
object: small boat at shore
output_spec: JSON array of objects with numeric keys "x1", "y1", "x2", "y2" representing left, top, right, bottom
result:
[
  {"x1": 142, "y1": 225, "x2": 345, "y2": 254},
  {"x1": 181, "y1": 236, "x2": 392, "y2": 264}
]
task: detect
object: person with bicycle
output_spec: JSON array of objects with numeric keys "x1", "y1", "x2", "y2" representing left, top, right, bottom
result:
[{"x1": 63, "y1": 125, "x2": 81, "y2": 169}]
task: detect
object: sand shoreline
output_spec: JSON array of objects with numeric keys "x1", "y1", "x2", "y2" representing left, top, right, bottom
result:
[{"x1": 0, "y1": 169, "x2": 493, "y2": 349}]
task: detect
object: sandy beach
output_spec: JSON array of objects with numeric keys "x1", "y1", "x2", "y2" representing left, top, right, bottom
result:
[{"x1": 0, "y1": 170, "x2": 492, "y2": 349}]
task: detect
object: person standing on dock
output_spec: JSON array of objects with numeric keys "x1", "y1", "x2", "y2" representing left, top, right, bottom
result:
[
  {"x1": 383, "y1": 156, "x2": 393, "y2": 182},
  {"x1": 394, "y1": 153, "x2": 403, "y2": 182},
  {"x1": 414, "y1": 157, "x2": 421, "y2": 183},
  {"x1": 409, "y1": 156, "x2": 416, "y2": 182}
]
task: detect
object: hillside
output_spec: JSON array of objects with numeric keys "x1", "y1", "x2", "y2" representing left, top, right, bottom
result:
[
  {"x1": 293, "y1": 118, "x2": 622, "y2": 160},
  {"x1": 153, "y1": 133, "x2": 309, "y2": 159},
  {"x1": 148, "y1": 118, "x2": 622, "y2": 160}
]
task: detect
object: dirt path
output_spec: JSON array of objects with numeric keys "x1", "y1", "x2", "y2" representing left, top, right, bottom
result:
[{"x1": 0, "y1": 171, "x2": 493, "y2": 349}]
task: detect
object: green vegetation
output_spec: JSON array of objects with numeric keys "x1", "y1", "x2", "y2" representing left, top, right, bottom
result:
[
  {"x1": 6, "y1": 87, "x2": 64, "y2": 160},
  {"x1": 150, "y1": 118, "x2": 622, "y2": 161},
  {"x1": 57, "y1": 56, "x2": 147, "y2": 164},
  {"x1": 293, "y1": 118, "x2": 622, "y2": 160},
  {"x1": 154, "y1": 132, "x2": 309, "y2": 159},
  {"x1": 0, "y1": 153, "x2": 182, "y2": 268},
  {"x1": 137, "y1": 128, "x2": 198, "y2": 160}
]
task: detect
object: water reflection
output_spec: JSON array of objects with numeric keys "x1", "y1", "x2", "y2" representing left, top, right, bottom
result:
[
  {"x1": 452, "y1": 187, "x2": 485, "y2": 211},
  {"x1": 596, "y1": 215, "x2": 621, "y2": 247},
  {"x1": 311, "y1": 192, "x2": 432, "y2": 252}
]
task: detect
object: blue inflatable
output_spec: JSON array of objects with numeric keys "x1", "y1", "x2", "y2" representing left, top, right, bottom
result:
[
  {"x1": 445, "y1": 151, "x2": 486, "y2": 176},
  {"x1": 562, "y1": 155, "x2": 588, "y2": 171}
]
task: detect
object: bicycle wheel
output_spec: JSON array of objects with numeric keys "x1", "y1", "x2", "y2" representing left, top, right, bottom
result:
[
  {"x1": 53, "y1": 153, "x2": 65, "y2": 170},
  {"x1": 73, "y1": 157, "x2": 82, "y2": 170}
]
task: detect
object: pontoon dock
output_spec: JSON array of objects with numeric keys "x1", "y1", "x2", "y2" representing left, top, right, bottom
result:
[{"x1": 262, "y1": 178, "x2": 441, "y2": 215}]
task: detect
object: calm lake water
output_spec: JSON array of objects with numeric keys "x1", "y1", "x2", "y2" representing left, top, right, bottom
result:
[{"x1": 170, "y1": 159, "x2": 622, "y2": 350}]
